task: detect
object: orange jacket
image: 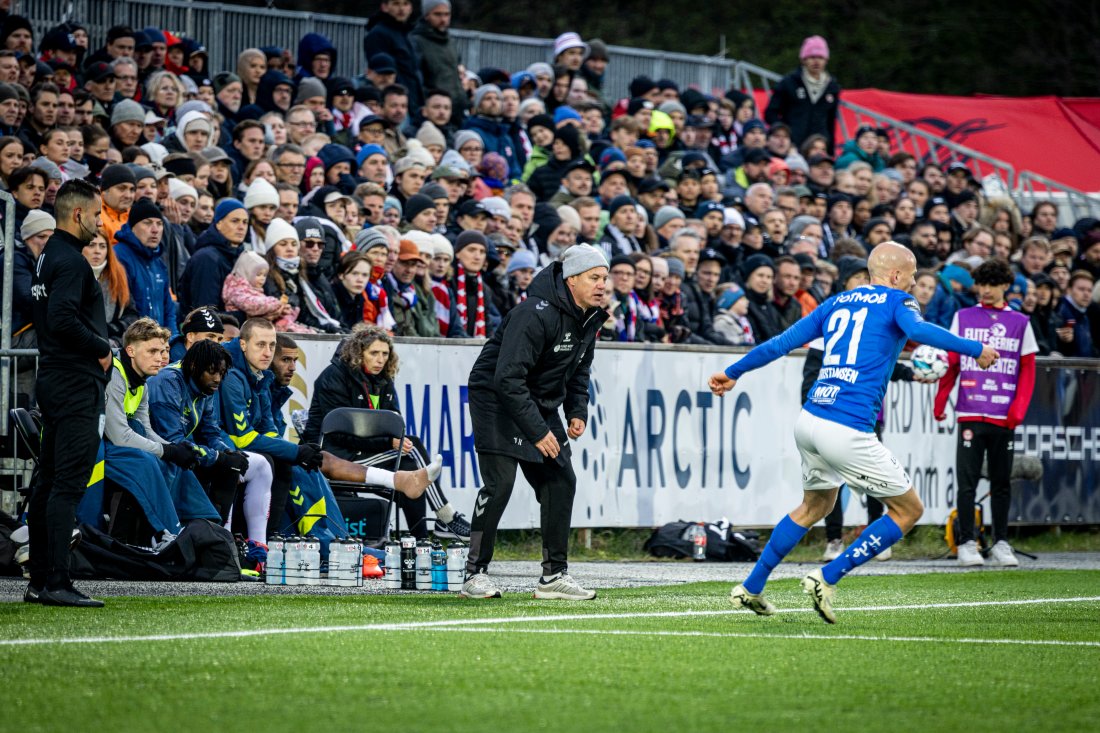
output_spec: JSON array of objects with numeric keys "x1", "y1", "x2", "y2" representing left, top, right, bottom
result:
[{"x1": 101, "y1": 202, "x2": 128, "y2": 245}]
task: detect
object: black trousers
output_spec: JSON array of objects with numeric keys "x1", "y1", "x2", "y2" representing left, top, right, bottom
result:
[
  {"x1": 824, "y1": 422, "x2": 884, "y2": 541},
  {"x1": 466, "y1": 451, "x2": 576, "y2": 578},
  {"x1": 956, "y1": 421, "x2": 1014, "y2": 543},
  {"x1": 29, "y1": 371, "x2": 105, "y2": 589},
  {"x1": 267, "y1": 457, "x2": 294, "y2": 537},
  {"x1": 195, "y1": 463, "x2": 242, "y2": 523}
]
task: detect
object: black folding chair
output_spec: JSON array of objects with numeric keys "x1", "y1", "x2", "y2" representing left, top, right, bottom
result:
[
  {"x1": 318, "y1": 408, "x2": 407, "y2": 543},
  {"x1": 8, "y1": 408, "x2": 41, "y2": 516}
]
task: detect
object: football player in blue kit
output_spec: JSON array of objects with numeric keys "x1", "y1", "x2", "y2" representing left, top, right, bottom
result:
[{"x1": 709, "y1": 243, "x2": 999, "y2": 623}]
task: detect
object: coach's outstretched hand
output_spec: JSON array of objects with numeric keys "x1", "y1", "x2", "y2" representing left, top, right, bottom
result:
[
  {"x1": 708, "y1": 372, "x2": 737, "y2": 396},
  {"x1": 976, "y1": 344, "x2": 999, "y2": 369},
  {"x1": 567, "y1": 419, "x2": 586, "y2": 440},
  {"x1": 536, "y1": 431, "x2": 561, "y2": 459}
]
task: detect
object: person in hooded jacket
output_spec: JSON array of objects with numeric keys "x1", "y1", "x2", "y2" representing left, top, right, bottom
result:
[
  {"x1": 254, "y1": 69, "x2": 296, "y2": 115},
  {"x1": 741, "y1": 253, "x2": 787, "y2": 342},
  {"x1": 463, "y1": 84, "x2": 520, "y2": 181},
  {"x1": 526, "y1": 125, "x2": 582, "y2": 202},
  {"x1": 363, "y1": 0, "x2": 424, "y2": 111},
  {"x1": 462, "y1": 244, "x2": 609, "y2": 601},
  {"x1": 178, "y1": 199, "x2": 249, "y2": 313},
  {"x1": 113, "y1": 198, "x2": 178, "y2": 335},
  {"x1": 295, "y1": 32, "x2": 338, "y2": 83}
]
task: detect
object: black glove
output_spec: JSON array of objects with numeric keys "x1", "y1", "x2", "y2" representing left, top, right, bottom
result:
[
  {"x1": 295, "y1": 442, "x2": 324, "y2": 471},
  {"x1": 161, "y1": 443, "x2": 199, "y2": 470},
  {"x1": 215, "y1": 450, "x2": 250, "y2": 475}
]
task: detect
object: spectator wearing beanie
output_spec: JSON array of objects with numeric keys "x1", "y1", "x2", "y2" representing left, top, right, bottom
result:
[
  {"x1": 598, "y1": 195, "x2": 642, "y2": 258},
  {"x1": 449, "y1": 230, "x2": 501, "y2": 337},
  {"x1": 109, "y1": 98, "x2": 146, "y2": 150},
  {"x1": 740, "y1": 253, "x2": 786, "y2": 341},
  {"x1": 113, "y1": 198, "x2": 179, "y2": 335},
  {"x1": 99, "y1": 164, "x2": 138, "y2": 245},
  {"x1": 243, "y1": 177, "x2": 280, "y2": 252},
  {"x1": 764, "y1": 35, "x2": 841, "y2": 154},
  {"x1": 179, "y1": 199, "x2": 250, "y2": 313},
  {"x1": 403, "y1": 193, "x2": 438, "y2": 233},
  {"x1": 260, "y1": 217, "x2": 316, "y2": 333},
  {"x1": 294, "y1": 216, "x2": 345, "y2": 332},
  {"x1": 0, "y1": 210, "x2": 54, "y2": 339},
  {"x1": 463, "y1": 84, "x2": 521, "y2": 180}
]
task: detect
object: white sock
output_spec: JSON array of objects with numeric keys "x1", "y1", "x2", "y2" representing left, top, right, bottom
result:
[
  {"x1": 435, "y1": 502, "x2": 455, "y2": 523},
  {"x1": 427, "y1": 454, "x2": 443, "y2": 482},
  {"x1": 242, "y1": 451, "x2": 272, "y2": 544},
  {"x1": 364, "y1": 466, "x2": 394, "y2": 489}
]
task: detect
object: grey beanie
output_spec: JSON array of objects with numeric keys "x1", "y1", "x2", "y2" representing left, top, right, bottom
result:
[
  {"x1": 421, "y1": 0, "x2": 451, "y2": 14},
  {"x1": 658, "y1": 100, "x2": 686, "y2": 118},
  {"x1": 561, "y1": 243, "x2": 609, "y2": 279},
  {"x1": 295, "y1": 76, "x2": 327, "y2": 104},
  {"x1": 355, "y1": 226, "x2": 390, "y2": 252},
  {"x1": 653, "y1": 205, "x2": 685, "y2": 231},
  {"x1": 111, "y1": 98, "x2": 146, "y2": 128},
  {"x1": 665, "y1": 255, "x2": 686, "y2": 279},
  {"x1": 453, "y1": 130, "x2": 482, "y2": 152},
  {"x1": 472, "y1": 83, "x2": 501, "y2": 111}
]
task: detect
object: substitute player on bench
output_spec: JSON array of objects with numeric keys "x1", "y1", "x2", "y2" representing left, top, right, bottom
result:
[{"x1": 709, "y1": 242, "x2": 998, "y2": 623}]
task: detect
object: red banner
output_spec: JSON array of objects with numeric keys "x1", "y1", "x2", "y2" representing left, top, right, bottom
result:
[{"x1": 839, "y1": 90, "x2": 1100, "y2": 192}]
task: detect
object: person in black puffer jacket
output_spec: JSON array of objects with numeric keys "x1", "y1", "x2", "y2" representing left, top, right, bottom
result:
[{"x1": 301, "y1": 327, "x2": 470, "y2": 540}]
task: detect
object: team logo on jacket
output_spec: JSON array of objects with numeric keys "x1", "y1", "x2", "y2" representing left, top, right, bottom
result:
[
  {"x1": 536, "y1": 300, "x2": 549, "y2": 310},
  {"x1": 554, "y1": 332, "x2": 574, "y2": 353}
]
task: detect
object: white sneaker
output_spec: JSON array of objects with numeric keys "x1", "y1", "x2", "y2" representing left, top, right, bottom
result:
[
  {"x1": 957, "y1": 540, "x2": 984, "y2": 567},
  {"x1": 730, "y1": 584, "x2": 776, "y2": 616},
  {"x1": 988, "y1": 540, "x2": 1019, "y2": 567},
  {"x1": 873, "y1": 546, "x2": 893, "y2": 562},
  {"x1": 801, "y1": 568, "x2": 837, "y2": 624},
  {"x1": 460, "y1": 573, "x2": 502, "y2": 598},
  {"x1": 822, "y1": 539, "x2": 844, "y2": 561},
  {"x1": 533, "y1": 573, "x2": 596, "y2": 600}
]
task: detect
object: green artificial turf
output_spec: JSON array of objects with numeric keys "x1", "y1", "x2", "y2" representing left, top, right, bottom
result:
[{"x1": 4, "y1": 571, "x2": 1100, "y2": 733}]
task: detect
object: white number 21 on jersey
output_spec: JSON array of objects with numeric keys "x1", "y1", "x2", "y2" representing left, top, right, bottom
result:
[{"x1": 823, "y1": 307, "x2": 868, "y2": 366}]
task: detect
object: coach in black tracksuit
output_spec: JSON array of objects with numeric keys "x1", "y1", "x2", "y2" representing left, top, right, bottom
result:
[
  {"x1": 27, "y1": 180, "x2": 111, "y2": 607},
  {"x1": 465, "y1": 245, "x2": 609, "y2": 590}
]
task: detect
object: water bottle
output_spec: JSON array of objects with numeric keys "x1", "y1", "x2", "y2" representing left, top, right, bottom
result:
[
  {"x1": 400, "y1": 533, "x2": 416, "y2": 590},
  {"x1": 384, "y1": 538, "x2": 401, "y2": 590},
  {"x1": 303, "y1": 536, "x2": 322, "y2": 585},
  {"x1": 327, "y1": 537, "x2": 347, "y2": 586},
  {"x1": 690, "y1": 523, "x2": 707, "y2": 562},
  {"x1": 284, "y1": 536, "x2": 302, "y2": 586},
  {"x1": 430, "y1": 540, "x2": 447, "y2": 591},
  {"x1": 415, "y1": 538, "x2": 432, "y2": 590},
  {"x1": 446, "y1": 540, "x2": 466, "y2": 592},
  {"x1": 266, "y1": 535, "x2": 286, "y2": 586},
  {"x1": 348, "y1": 537, "x2": 364, "y2": 587}
]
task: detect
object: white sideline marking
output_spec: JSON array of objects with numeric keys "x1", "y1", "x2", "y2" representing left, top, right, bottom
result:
[
  {"x1": 427, "y1": 626, "x2": 1100, "y2": 649},
  {"x1": 3, "y1": 596, "x2": 1099, "y2": 647}
]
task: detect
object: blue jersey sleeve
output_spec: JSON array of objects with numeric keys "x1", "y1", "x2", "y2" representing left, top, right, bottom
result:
[
  {"x1": 893, "y1": 295, "x2": 983, "y2": 358},
  {"x1": 725, "y1": 305, "x2": 827, "y2": 380}
]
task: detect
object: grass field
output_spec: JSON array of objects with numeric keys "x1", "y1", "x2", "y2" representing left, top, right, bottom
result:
[{"x1": 4, "y1": 570, "x2": 1100, "y2": 732}]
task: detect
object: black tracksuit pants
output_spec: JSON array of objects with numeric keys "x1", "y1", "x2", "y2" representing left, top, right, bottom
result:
[
  {"x1": 466, "y1": 451, "x2": 577, "y2": 579},
  {"x1": 824, "y1": 421, "x2": 884, "y2": 541},
  {"x1": 29, "y1": 371, "x2": 105, "y2": 590},
  {"x1": 955, "y1": 421, "x2": 1014, "y2": 543},
  {"x1": 195, "y1": 463, "x2": 243, "y2": 523}
]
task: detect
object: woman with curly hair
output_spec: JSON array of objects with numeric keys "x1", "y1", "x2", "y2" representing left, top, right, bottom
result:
[{"x1": 301, "y1": 326, "x2": 471, "y2": 540}]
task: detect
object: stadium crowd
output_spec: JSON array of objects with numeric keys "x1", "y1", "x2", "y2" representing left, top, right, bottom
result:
[
  {"x1": 1, "y1": 2, "x2": 1099, "y2": 358},
  {"x1": 1, "y1": 0, "x2": 1098, "y2": 603}
]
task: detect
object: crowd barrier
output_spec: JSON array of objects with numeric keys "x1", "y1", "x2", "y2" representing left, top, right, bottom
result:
[{"x1": 281, "y1": 336, "x2": 1100, "y2": 529}]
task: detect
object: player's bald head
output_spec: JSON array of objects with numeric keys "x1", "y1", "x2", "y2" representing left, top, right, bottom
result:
[{"x1": 868, "y1": 241, "x2": 916, "y2": 279}]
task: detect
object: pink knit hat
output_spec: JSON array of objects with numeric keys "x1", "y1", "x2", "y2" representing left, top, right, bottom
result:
[{"x1": 799, "y1": 35, "x2": 830, "y2": 61}]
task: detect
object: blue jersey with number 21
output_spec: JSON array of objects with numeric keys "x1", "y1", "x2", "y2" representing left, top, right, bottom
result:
[{"x1": 725, "y1": 284, "x2": 983, "y2": 432}]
